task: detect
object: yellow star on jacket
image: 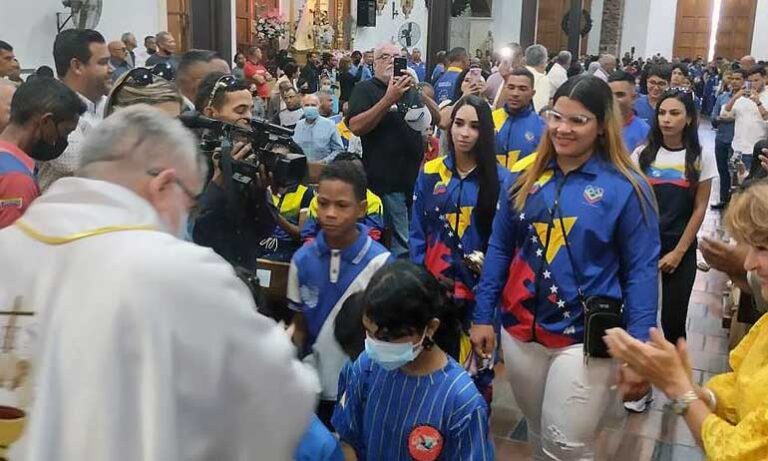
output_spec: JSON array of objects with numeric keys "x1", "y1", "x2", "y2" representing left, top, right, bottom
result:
[
  {"x1": 533, "y1": 217, "x2": 577, "y2": 263},
  {"x1": 444, "y1": 206, "x2": 474, "y2": 238}
]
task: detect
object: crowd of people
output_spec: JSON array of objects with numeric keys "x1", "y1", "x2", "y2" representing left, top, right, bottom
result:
[{"x1": 0, "y1": 23, "x2": 767, "y2": 461}]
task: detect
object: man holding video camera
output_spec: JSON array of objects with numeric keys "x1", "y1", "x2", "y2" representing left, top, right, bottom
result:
[{"x1": 190, "y1": 72, "x2": 276, "y2": 270}]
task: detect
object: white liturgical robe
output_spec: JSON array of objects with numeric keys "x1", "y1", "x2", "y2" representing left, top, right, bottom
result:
[{"x1": 0, "y1": 177, "x2": 319, "y2": 460}]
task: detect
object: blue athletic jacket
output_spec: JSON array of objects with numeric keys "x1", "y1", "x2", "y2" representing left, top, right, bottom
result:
[
  {"x1": 493, "y1": 105, "x2": 546, "y2": 170},
  {"x1": 474, "y1": 154, "x2": 660, "y2": 347},
  {"x1": 411, "y1": 155, "x2": 512, "y2": 307}
]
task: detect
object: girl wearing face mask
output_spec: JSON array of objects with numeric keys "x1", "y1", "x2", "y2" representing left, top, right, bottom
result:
[
  {"x1": 331, "y1": 261, "x2": 494, "y2": 461},
  {"x1": 410, "y1": 95, "x2": 510, "y2": 403},
  {"x1": 472, "y1": 75, "x2": 661, "y2": 459},
  {"x1": 633, "y1": 90, "x2": 715, "y2": 345}
]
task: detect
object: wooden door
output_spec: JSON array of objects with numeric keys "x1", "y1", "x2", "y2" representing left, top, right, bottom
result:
[
  {"x1": 672, "y1": 0, "x2": 714, "y2": 60},
  {"x1": 715, "y1": 0, "x2": 757, "y2": 60},
  {"x1": 536, "y1": 0, "x2": 591, "y2": 55},
  {"x1": 167, "y1": 0, "x2": 191, "y2": 52},
  {"x1": 236, "y1": 0, "x2": 253, "y2": 51},
  {"x1": 537, "y1": 0, "x2": 570, "y2": 53}
]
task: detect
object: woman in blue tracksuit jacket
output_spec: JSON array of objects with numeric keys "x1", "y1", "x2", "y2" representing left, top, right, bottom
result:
[
  {"x1": 410, "y1": 95, "x2": 511, "y2": 403},
  {"x1": 471, "y1": 75, "x2": 661, "y2": 459}
]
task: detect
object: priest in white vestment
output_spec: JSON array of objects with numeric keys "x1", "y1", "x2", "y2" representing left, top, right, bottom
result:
[{"x1": 0, "y1": 105, "x2": 319, "y2": 460}]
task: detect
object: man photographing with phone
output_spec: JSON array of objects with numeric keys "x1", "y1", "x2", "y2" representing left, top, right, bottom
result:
[
  {"x1": 347, "y1": 42, "x2": 433, "y2": 258},
  {"x1": 721, "y1": 66, "x2": 768, "y2": 172}
]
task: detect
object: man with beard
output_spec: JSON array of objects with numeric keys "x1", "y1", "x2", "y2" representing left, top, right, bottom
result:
[{"x1": 37, "y1": 29, "x2": 112, "y2": 191}]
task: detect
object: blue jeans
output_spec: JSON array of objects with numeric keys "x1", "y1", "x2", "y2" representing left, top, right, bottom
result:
[
  {"x1": 381, "y1": 192, "x2": 411, "y2": 258},
  {"x1": 714, "y1": 140, "x2": 732, "y2": 203}
]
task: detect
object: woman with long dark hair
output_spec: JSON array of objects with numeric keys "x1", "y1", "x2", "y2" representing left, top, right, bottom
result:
[
  {"x1": 634, "y1": 89, "x2": 715, "y2": 346},
  {"x1": 471, "y1": 75, "x2": 661, "y2": 458},
  {"x1": 410, "y1": 95, "x2": 510, "y2": 402}
]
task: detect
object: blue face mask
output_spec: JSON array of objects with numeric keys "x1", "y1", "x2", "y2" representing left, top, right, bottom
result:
[
  {"x1": 303, "y1": 106, "x2": 320, "y2": 121},
  {"x1": 365, "y1": 331, "x2": 426, "y2": 371}
]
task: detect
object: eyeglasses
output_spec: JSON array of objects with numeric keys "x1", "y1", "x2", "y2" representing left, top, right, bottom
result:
[
  {"x1": 647, "y1": 79, "x2": 669, "y2": 88},
  {"x1": 376, "y1": 53, "x2": 394, "y2": 62},
  {"x1": 146, "y1": 168, "x2": 201, "y2": 206},
  {"x1": 543, "y1": 109, "x2": 595, "y2": 128},
  {"x1": 114, "y1": 65, "x2": 172, "y2": 91},
  {"x1": 206, "y1": 75, "x2": 238, "y2": 109}
]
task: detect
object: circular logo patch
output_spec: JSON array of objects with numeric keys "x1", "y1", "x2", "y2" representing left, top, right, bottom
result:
[{"x1": 407, "y1": 425, "x2": 444, "y2": 461}]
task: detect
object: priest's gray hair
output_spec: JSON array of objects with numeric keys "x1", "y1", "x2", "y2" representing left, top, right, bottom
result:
[
  {"x1": 525, "y1": 44, "x2": 548, "y2": 68},
  {"x1": 77, "y1": 104, "x2": 205, "y2": 180}
]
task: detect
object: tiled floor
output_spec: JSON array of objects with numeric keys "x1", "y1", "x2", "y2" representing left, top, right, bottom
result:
[{"x1": 490, "y1": 124, "x2": 732, "y2": 460}]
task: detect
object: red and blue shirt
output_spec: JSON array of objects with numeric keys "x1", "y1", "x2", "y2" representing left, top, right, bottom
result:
[
  {"x1": 474, "y1": 154, "x2": 660, "y2": 347},
  {"x1": 0, "y1": 141, "x2": 38, "y2": 229}
]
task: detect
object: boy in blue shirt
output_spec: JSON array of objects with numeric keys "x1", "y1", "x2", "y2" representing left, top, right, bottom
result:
[
  {"x1": 288, "y1": 160, "x2": 391, "y2": 428},
  {"x1": 609, "y1": 70, "x2": 651, "y2": 153}
]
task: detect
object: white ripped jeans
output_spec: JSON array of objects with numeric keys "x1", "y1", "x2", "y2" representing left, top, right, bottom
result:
[{"x1": 501, "y1": 329, "x2": 625, "y2": 460}]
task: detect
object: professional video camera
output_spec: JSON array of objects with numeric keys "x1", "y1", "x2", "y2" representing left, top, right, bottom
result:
[{"x1": 179, "y1": 112, "x2": 308, "y2": 191}]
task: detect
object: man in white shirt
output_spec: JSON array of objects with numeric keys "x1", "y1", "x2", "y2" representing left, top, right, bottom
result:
[
  {"x1": 524, "y1": 44, "x2": 552, "y2": 112},
  {"x1": 547, "y1": 50, "x2": 571, "y2": 93},
  {"x1": 0, "y1": 105, "x2": 318, "y2": 460},
  {"x1": 721, "y1": 66, "x2": 768, "y2": 170},
  {"x1": 37, "y1": 29, "x2": 112, "y2": 191}
]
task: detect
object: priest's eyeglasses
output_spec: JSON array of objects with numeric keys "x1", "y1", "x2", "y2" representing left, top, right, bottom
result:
[{"x1": 146, "y1": 168, "x2": 201, "y2": 206}]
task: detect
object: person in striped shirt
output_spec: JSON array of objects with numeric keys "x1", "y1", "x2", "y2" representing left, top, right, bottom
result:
[{"x1": 332, "y1": 261, "x2": 494, "y2": 460}]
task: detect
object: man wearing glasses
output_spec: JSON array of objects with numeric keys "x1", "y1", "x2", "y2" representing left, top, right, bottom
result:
[
  {"x1": 0, "y1": 106, "x2": 318, "y2": 460},
  {"x1": 347, "y1": 42, "x2": 428, "y2": 258},
  {"x1": 108, "y1": 41, "x2": 132, "y2": 82},
  {"x1": 634, "y1": 64, "x2": 672, "y2": 125}
]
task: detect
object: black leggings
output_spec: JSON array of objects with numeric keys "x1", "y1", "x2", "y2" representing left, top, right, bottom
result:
[{"x1": 661, "y1": 246, "x2": 697, "y2": 342}]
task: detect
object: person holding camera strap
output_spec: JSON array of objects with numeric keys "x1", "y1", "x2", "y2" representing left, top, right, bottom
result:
[{"x1": 471, "y1": 75, "x2": 661, "y2": 460}]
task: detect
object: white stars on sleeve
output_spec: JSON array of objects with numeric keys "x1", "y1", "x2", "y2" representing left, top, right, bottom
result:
[
  {"x1": 549, "y1": 285, "x2": 558, "y2": 294},
  {"x1": 543, "y1": 270, "x2": 551, "y2": 279}
]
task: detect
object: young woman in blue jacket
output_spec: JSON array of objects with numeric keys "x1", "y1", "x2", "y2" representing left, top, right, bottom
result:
[
  {"x1": 471, "y1": 75, "x2": 661, "y2": 459},
  {"x1": 410, "y1": 95, "x2": 511, "y2": 402}
]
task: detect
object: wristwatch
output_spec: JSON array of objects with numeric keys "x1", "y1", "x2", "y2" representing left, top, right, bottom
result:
[{"x1": 666, "y1": 390, "x2": 699, "y2": 415}]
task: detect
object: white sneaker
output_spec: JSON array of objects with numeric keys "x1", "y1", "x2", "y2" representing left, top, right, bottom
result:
[{"x1": 624, "y1": 390, "x2": 653, "y2": 413}]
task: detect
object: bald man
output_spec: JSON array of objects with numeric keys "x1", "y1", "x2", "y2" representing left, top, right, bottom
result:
[
  {"x1": 741, "y1": 55, "x2": 756, "y2": 71},
  {"x1": 292, "y1": 93, "x2": 344, "y2": 162},
  {"x1": 0, "y1": 80, "x2": 16, "y2": 133},
  {"x1": 108, "y1": 40, "x2": 132, "y2": 82}
]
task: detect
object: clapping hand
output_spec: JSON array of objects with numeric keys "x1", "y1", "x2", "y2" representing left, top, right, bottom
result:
[{"x1": 604, "y1": 327, "x2": 694, "y2": 398}]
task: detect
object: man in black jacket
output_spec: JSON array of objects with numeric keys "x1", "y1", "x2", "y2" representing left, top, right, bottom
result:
[{"x1": 298, "y1": 51, "x2": 321, "y2": 94}]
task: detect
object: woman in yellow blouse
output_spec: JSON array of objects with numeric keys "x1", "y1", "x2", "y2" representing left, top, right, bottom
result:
[{"x1": 604, "y1": 180, "x2": 768, "y2": 461}]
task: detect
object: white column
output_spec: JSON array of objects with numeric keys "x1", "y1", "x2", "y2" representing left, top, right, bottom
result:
[
  {"x1": 619, "y1": 0, "x2": 649, "y2": 57},
  {"x1": 587, "y1": 0, "x2": 604, "y2": 55},
  {"x1": 644, "y1": 0, "x2": 677, "y2": 58},
  {"x1": 492, "y1": 0, "x2": 522, "y2": 46},
  {"x1": 752, "y1": 0, "x2": 768, "y2": 60}
]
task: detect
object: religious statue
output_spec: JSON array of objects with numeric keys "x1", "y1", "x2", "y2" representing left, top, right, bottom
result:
[
  {"x1": 481, "y1": 31, "x2": 494, "y2": 57},
  {"x1": 401, "y1": 0, "x2": 414, "y2": 18},
  {"x1": 294, "y1": 0, "x2": 316, "y2": 51}
]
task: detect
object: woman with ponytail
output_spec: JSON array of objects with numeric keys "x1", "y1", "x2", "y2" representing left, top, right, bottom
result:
[
  {"x1": 409, "y1": 94, "x2": 511, "y2": 402},
  {"x1": 472, "y1": 75, "x2": 661, "y2": 459}
]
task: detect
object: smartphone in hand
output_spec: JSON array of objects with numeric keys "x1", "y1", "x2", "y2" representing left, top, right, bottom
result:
[
  {"x1": 745, "y1": 81, "x2": 753, "y2": 97},
  {"x1": 394, "y1": 57, "x2": 408, "y2": 78}
]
